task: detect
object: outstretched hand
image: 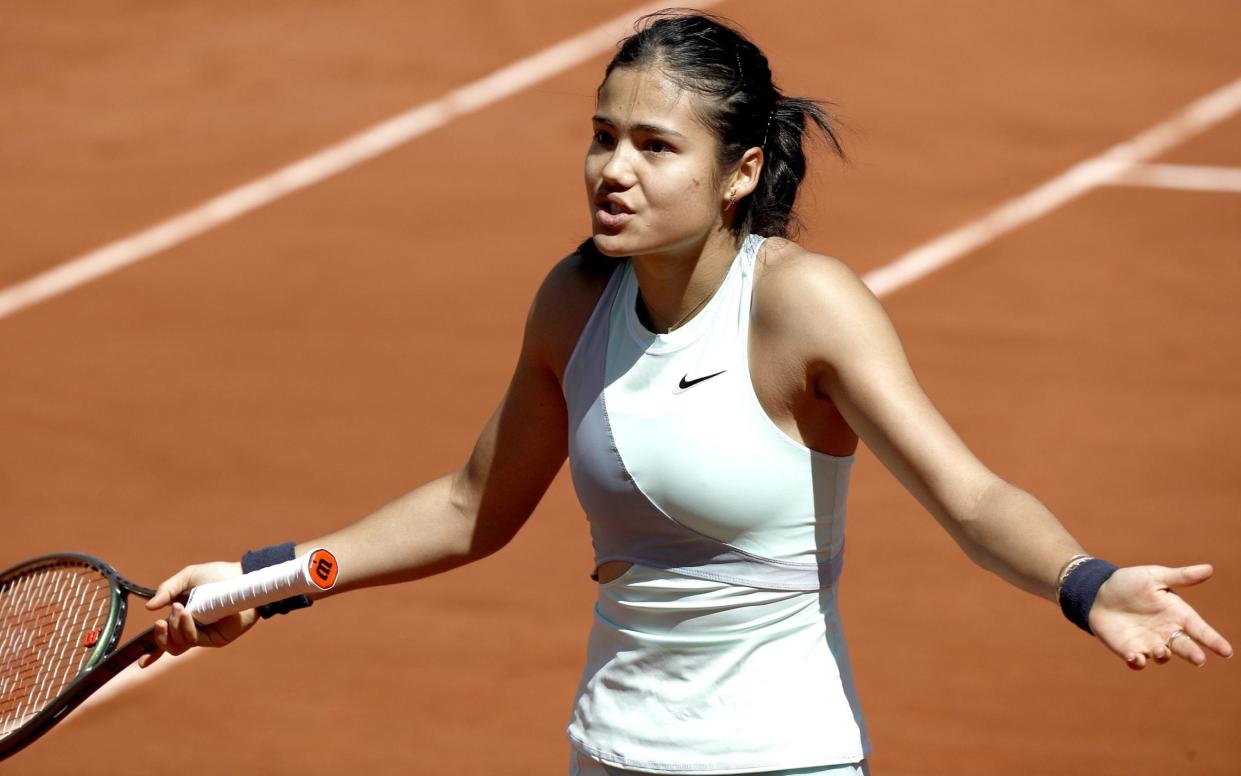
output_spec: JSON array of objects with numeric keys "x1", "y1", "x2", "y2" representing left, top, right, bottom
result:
[
  {"x1": 1088, "y1": 564, "x2": 1233, "y2": 670},
  {"x1": 139, "y1": 561, "x2": 259, "y2": 669}
]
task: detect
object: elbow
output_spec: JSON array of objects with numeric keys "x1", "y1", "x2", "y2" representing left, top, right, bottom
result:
[
  {"x1": 951, "y1": 472, "x2": 1009, "y2": 527},
  {"x1": 446, "y1": 469, "x2": 520, "y2": 562},
  {"x1": 936, "y1": 474, "x2": 1010, "y2": 567},
  {"x1": 464, "y1": 521, "x2": 522, "y2": 563},
  {"x1": 446, "y1": 469, "x2": 490, "y2": 561}
]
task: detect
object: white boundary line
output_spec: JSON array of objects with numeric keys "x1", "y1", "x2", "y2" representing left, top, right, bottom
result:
[
  {"x1": 1107, "y1": 162, "x2": 1241, "y2": 193},
  {"x1": 0, "y1": 0, "x2": 714, "y2": 323},
  {"x1": 862, "y1": 75, "x2": 1241, "y2": 297}
]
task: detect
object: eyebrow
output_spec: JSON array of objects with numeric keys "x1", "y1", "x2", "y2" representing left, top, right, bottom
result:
[{"x1": 592, "y1": 115, "x2": 689, "y2": 140}]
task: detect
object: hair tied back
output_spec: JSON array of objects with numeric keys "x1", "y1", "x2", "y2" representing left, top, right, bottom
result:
[{"x1": 606, "y1": 10, "x2": 845, "y2": 239}]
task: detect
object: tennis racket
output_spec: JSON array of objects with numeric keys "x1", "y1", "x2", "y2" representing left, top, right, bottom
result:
[{"x1": 0, "y1": 547, "x2": 338, "y2": 760}]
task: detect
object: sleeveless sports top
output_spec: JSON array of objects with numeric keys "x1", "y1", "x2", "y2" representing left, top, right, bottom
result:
[{"x1": 562, "y1": 236, "x2": 871, "y2": 774}]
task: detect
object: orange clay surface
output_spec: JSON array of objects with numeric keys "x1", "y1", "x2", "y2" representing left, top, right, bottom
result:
[{"x1": 2, "y1": 2, "x2": 1239, "y2": 774}]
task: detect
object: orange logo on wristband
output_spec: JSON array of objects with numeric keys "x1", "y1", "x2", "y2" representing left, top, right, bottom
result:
[{"x1": 307, "y1": 549, "x2": 339, "y2": 590}]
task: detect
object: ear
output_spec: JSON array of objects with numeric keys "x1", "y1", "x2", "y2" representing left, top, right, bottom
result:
[{"x1": 723, "y1": 147, "x2": 764, "y2": 206}]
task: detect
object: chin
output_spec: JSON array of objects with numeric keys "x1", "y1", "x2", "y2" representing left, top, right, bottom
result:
[{"x1": 591, "y1": 232, "x2": 634, "y2": 258}]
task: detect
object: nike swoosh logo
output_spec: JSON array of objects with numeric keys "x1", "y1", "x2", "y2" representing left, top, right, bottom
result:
[{"x1": 676, "y1": 370, "x2": 727, "y2": 392}]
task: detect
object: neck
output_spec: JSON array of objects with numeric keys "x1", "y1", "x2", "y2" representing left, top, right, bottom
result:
[{"x1": 631, "y1": 227, "x2": 743, "y2": 334}]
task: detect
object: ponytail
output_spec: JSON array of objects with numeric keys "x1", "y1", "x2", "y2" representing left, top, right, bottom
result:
[{"x1": 742, "y1": 96, "x2": 844, "y2": 239}]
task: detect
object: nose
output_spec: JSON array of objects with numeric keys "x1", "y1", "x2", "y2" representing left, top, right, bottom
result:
[{"x1": 599, "y1": 144, "x2": 637, "y2": 188}]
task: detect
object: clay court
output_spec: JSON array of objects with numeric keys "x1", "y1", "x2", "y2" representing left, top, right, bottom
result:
[{"x1": 3, "y1": 1, "x2": 1239, "y2": 773}]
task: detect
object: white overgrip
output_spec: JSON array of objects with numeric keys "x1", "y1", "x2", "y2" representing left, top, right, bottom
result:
[{"x1": 184, "y1": 548, "x2": 337, "y2": 625}]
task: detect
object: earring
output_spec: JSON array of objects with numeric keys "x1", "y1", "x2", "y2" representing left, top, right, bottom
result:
[{"x1": 727, "y1": 190, "x2": 736, "y2": 209}]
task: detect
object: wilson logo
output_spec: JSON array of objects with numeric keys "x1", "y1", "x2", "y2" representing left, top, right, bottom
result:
[{"x1": 307, "y1": 549, "x2": 339, "y2": 590}]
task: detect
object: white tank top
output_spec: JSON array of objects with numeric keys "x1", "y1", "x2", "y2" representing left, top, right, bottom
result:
[{"x1": 562, "y1": 236, "x2": 871, "y2": 774}]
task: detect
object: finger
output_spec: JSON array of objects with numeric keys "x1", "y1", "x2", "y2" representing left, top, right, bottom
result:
[
  {"x1": 1185, "y1": 615, "x2": 1234, "y2": 660},
  {"x1": 172, "y1": 602, "x2": 200, "y2": 644},
  {"x1": 146, "y1": 568, "x2": 192, "y2": 610},
  {"x1": 138, "y1": 648, "x2": 164, "y2": 669},
  {"x1": 1159, "y1": 564, "x2": 1214, "y2": 590},
  {"x1": 152, "y1": 618, "x2": 190, "y2": 658},
  {"x1": 1168, "y1": 632, "x2": 1208, "y2": 667},
  {"x1": 153, "y1": 618, "x2": 170, "y2": 651},
  {"x1": 168, "y1": 603, "x2": 199, "y2": 648},
  {"x1": 1126, "y1": 652, "x2": 1147, "y2": 670},
  {"x1": 1151, "y1": 644, "x2": 1172, "y2": 664},
  {"x1": 162, "y1": 605, "x2": 195, "y2": 656},
  {"x1": 1161, "y1": 601, "x2": 1236, "y2": 662}
]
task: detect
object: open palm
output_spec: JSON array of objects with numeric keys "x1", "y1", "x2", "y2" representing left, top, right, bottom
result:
[{"x1": 1088, "y1": 564, "x2": 1233, "y2": 670}]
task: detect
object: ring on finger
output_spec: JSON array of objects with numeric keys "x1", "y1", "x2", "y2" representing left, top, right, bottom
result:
[{"x1": 1166, "y1": 629, "x2": 1189, "y2": 648}]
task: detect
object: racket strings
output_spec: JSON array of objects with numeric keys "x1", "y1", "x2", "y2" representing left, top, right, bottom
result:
[{"x1": 0, "y1": 562, "x2": 112, "y2": 738}]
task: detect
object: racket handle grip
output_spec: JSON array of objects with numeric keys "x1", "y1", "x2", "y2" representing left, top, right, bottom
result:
[{"x1": 184, "y1": 548, "x2": 338, "y2": 625}]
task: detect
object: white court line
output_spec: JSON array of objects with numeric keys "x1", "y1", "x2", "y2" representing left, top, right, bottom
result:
[
  {"x1": 1107, "y1": 162, "x2": 1241, "y2": 193},
  {"x1": 862, "y1": 75, "x2": 1241, "y2": 297},
  {"x1": 0, "y1": 0, "x2": 714, "y2": 323}
]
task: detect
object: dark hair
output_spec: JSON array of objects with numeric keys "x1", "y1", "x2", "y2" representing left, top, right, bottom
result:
[{"x1": 602, "y1": 9, "x2": 844, "y2": 240}]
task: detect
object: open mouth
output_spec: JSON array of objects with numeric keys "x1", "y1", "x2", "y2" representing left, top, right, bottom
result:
[
  {"x1": 596, "y1": 195, "x2": 632, "y2": 215},
  {"x1": 594, "y1": 194, "x2": 634, "y2": 231}
]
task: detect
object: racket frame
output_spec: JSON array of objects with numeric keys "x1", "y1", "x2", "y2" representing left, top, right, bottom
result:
[
  {"x1": 0, "y1": 552, "x2": 158, "y2": 761},
  {"x1": 1, "y1": 546, "x2": 334, "y2": 761}
]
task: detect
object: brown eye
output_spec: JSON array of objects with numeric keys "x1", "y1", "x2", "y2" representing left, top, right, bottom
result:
[{"x1": 592, "y1": 130, "x2": 615, "y2": 148}]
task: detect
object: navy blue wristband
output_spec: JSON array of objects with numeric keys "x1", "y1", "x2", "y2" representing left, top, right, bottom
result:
[
  {"x1": 1058, "y1": 558, "x2": 1118, "y2": 634},
  {"x1": 241, "y1": 541, "x2": 313, "y2": 619}
]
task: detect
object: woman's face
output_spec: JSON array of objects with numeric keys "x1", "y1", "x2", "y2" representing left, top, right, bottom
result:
[{"x1": 585, "y1": 66, "x2": 728, "y2": 258}]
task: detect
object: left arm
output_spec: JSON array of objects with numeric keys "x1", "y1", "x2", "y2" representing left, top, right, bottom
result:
[{"x1": 770, "y1": 248, "x2": 1232, "y2": 669}]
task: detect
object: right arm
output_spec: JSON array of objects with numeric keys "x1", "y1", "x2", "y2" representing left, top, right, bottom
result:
[{"x1": 144, "y1": 253, "x2": 604, "y2": 662}]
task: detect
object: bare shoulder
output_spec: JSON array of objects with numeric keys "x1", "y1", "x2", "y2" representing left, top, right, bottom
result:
[
  {"x1": 752, "y1": 238, "x2": 881, "y2": 347},
  {"x1": 525, "y1": 246, "x2": 620, "y2": 381}
]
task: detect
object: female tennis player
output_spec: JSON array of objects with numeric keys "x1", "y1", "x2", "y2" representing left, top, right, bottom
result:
[{"x1": 143, "y1": 11, "x2": 1232, "y2": 775}]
